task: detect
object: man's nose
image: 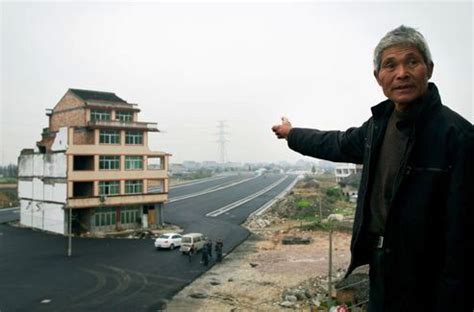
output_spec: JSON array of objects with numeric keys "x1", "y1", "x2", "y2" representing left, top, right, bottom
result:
[{"x1": 395, "y1": 64, "x2": 410, "y2": 79}]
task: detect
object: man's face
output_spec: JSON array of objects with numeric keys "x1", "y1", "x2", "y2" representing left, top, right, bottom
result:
[{"x1": 374, "y1": 45, "x2": 433, "y2": 108}]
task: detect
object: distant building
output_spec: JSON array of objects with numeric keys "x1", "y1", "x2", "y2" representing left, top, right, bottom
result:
[
  {"x1": 335, "y1": 163, "x2": 363, "y2": 183},
  {"x1": 169, "y1": 163, "x2": 186, "y2": 175},
  {"x1": 17, "y1": 88, "x2": 170, "y2": 235},
  {"x1": 222, "y1": 161, "x2": 242, "y2": 169},
  {"x1": 202, "y1": 161, "x2": 218, "y2": 169}
]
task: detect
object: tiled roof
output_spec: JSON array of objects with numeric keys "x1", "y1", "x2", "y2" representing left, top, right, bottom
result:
[{"x1": 69, "y1": 88, "x2": 126, "y2": 103}]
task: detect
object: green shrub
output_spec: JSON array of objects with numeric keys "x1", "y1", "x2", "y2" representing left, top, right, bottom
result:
[
  {"x1": 296, "y1": 199, "x2": 311, "y2": 209},
  {"x1": 0, "y1": 189, "x2": 18, "y2": 208},
  {"x1": 326, "y1": 187, "x2": 343, "y2": 200}
]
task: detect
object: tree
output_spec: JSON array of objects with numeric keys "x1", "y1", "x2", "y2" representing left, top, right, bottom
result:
[{"x1": 0, "y1": 164, "x2": 18, "y2": 177}]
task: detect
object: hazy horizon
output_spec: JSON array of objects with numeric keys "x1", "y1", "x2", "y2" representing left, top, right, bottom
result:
[{"x1": 1, "y1": 1, "x2": 472, "y2": 166}]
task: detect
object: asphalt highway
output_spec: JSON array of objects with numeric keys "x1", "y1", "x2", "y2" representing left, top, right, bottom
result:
[
  {"x1": 168, "y1": 174, "x2": 252, "y2": 199},
  {"x1": 0, "y1": 207, "x2": 19, "y2": 223},
  {"x1": 0, "y1": 173, "x2": 298, "y2": 311}
]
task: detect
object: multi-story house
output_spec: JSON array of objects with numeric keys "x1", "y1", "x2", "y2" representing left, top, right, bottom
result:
[
  {"x1": 334, "y1": 163, "x2": 363, "y2": 183},
  {"x1": 17, "y1": 88, "x2": 170, "y2": 235}
]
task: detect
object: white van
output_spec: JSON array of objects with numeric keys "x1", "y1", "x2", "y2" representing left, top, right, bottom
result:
[{"x1": 179, "y1": 233, "x2": 206, "y2": 254}]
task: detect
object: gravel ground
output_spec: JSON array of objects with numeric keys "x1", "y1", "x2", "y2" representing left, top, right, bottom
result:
[{"x1": 166, "y1": 218, "x2": 355, "y2": 311}]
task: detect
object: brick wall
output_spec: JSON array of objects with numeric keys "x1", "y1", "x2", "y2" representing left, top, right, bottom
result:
[
  {"x1": 53, "y1": 91, "x2": 84, "y2": 112},
  {"x1": 50, "y1": 108, "x2": 86, "y2": 132},
  {"x1": 49, "y1": 92, "x2": 87, "y2": 132},
  {"x1": 73, "y1": 128, "x2": 95, "y2": 145}
]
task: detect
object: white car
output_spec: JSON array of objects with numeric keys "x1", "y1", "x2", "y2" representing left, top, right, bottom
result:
[{"x1": 154, "y1": 233, "x2": 182, "y2": 250}]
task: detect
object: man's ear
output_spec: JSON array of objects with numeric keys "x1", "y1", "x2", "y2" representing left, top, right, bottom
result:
[
  {"x1": 427, "y1": 62, "x2": 434, "y2": 80},
  {"x1": 374, "y1": 70, "x2": 382, "y2": 86}
]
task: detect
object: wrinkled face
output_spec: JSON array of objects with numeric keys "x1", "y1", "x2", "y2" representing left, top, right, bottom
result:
[{"x1": 374, "y1": 45, "x2": 433, "y2": 108}]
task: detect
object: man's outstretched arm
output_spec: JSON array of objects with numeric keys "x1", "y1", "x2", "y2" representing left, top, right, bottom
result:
[{"x1": 272, "y1": 116, "x2": 370, "y2": 164}]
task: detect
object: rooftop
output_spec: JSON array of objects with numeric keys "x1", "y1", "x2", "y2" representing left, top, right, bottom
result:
[{"x1": 69, "y1": 88, "x2": 127, "y2": 103}]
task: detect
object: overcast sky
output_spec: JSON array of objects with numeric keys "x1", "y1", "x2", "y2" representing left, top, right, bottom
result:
[{"x1": 1, "y1": 1, "x2": 472, "y2": 165}]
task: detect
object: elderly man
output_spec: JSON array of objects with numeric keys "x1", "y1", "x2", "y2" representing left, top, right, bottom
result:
[{"x1": 272, "y1": 25, "x2": 473, "y2": 311}]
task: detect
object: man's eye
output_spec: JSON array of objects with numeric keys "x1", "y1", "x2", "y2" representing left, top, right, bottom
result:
[
  {"x1": 383, "y1": 63, "x2": 395, "y2": 70},
  {"x1": 407, "y1": 58, "x2": 420, "y2": 66}
]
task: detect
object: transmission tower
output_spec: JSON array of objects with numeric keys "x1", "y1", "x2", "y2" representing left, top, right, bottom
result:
[{"x1": 216, "y1": 121, "x2": 229, "y2": 163}]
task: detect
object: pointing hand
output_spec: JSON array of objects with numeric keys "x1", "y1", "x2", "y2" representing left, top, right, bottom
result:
[{"x1": 272, "y1": 116, "x2": 293, "y2": 140}]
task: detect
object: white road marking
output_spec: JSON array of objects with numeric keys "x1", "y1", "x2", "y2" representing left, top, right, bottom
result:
[
  {"x1": 168, "y1": 175, "x2": 259, "y2": 203},
  {"x1": 249, "y1": 175, "x2": 300, "y2": 217},
  {"x1": 169, "y1": 176, "x2": 228, "y2": 189},
  {"x1": 206, "y1": 176, "x2": 288, "y2": 217}
]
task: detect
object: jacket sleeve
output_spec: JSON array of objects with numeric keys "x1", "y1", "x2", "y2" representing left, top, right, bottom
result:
[
  {"x1": 286, "y1": 120, "x2": 370, "y2": 164},
  {"x1": 435, "y1": 125, "x2": 474, "y2": 311}
]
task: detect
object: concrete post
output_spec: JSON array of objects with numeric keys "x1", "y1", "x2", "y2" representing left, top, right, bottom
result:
[
  {"x1": 328, "y1": 228, "x2": 333, "y2": 298},
  {"x1": 68, "y1": 206, "x2": 72, "y2": 257}
]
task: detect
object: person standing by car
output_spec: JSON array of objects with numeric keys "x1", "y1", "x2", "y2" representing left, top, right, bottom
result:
[
  {"x1": 272, "y1": 25, "x2": 473, "y2": 311},
  {"x1": 206, "y1": 239, "x2": 213, "y2": 260},
  {"x1": 201, "y1": 244, "x2": 209, "y2": 266},
  {"x1": 188, "y1": 245, "x2": 195, "y2": 263},
  {"x1": 215, "y1": 239, "x2": 224, "y2": 263}
]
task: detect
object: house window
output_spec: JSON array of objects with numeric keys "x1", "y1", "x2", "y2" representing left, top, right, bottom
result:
[
  {"x1": 99, "y1": 130, "x2": 120, "y2": 144},
  {"x1": 72, "y1": 181, "x2": 94, "y2": 197},
  {"x1": 125, "y1": 131, "x2": 143, "y2": 144},
  {"x1": 147, "y1": 156, "x2": 164, "y2": 170},
  {"x1": 125, "y1": 180, "x2": 143, "y2": 194},
  {"x1": 94, "y1": 207, "x2": 116, "y2": 227},
  {"x1": 73, "y1": 155, "x2": 94, "y2": 171},
  {"x1": 99, "y1": 156, "x2": 120, "y2": 170},
  {"x1": 91, "y1": 109, "x2": 111, "y2": 121},
  {"x1": 125, "y1": 156, "x2": 143, "y2": 170},
  {"x1": 99, "y1": 181, "x2": 120, "y2": 196},
  {"x1": 116, "y1": 111, "x2": 133, "y2": 122},
  {"x1": 121, "y1": 207, "x2": 140, "y2": 224}
]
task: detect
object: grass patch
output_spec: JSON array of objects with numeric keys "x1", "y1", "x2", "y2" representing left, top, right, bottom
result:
[
  {"x1": 296, "y1": 199, "x2": 311, "y2": 209},
  {"x1": 0, "y1": 177, "x2": 17, "y2": 184},
  {"x1": 271, "y1": 175, "x2": 356, "y2": 232}
]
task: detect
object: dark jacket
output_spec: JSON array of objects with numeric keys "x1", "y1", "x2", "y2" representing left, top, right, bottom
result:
[{"x1": 287, "y1": 83, "x2": 473, "y2": 311}]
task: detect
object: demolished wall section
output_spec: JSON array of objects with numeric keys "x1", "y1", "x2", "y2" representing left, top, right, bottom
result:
[{"x1": 18, "y1": 152, "x2": 68, "y2": 234}]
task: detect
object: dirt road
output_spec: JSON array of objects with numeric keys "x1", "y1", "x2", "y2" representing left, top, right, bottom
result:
[{"x1": 166, "y1": 218, "x2": 354, "y2": 311}]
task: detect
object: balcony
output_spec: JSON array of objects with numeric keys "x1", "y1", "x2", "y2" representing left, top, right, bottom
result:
[
  {"x1": 86, "y1": 101, "x2": 140, "y2": 112},
  {"x1": 67, "y1": 193, "x2": 168, "y2": 209},
  {"x1": 69, "y1": 169, "x2": 167, "y2": 181},
  {"x1": 87, "y1": 120, "x2": 159, "y2": 132}
]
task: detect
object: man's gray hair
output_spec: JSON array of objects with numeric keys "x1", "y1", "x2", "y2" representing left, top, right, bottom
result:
[{"x1": 373, "y1": 25, "x2": 433, "y2": 72}]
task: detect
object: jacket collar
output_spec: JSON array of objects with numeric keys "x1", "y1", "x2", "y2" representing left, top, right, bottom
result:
[{"x1": 371, "y1": 82, "x2": 442, "y2": 130}]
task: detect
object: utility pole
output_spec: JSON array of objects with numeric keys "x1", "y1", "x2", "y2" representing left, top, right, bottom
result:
[
  {"x1": 68, "y1": 206, "x2": 72, "y2": 257},
  {"x1": 319, "y1": 197, "x2": 322, "y2": 220},
  {"x1": 216, "y1": 121, "x2": 229, "y2": 164},
  {"x1": 328, "y1": 227, "x2": 333, "y2": 299}
]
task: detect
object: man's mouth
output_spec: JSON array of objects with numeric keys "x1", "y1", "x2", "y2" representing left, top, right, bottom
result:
[{"x1": 393, "y1": 85, "x2": 415, "y2": 91}]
